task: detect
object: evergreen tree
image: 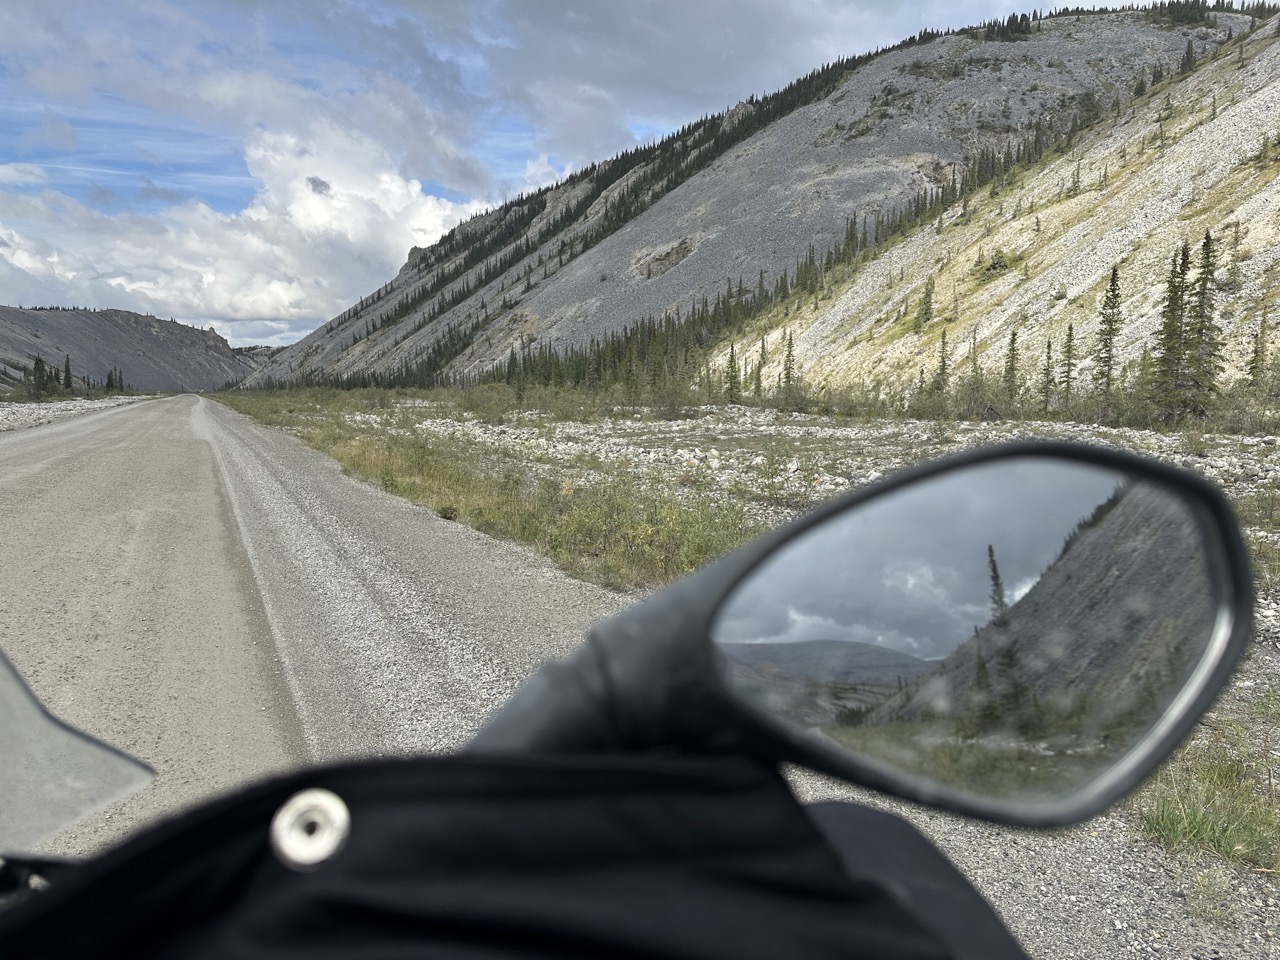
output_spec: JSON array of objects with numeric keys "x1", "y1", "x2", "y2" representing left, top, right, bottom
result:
[
  {"x1": 1154, "y1": 242, "x2": 1192, "y2": 422},
  {"x1": 1039, "y1": 339, "x2": 1055, "y2": 414},
  {"x1": 1183, "y1": 229, "x2": 1223, "y2": 417},
  {"x1": 1250, "y1": 304, "x2": 1270, "y2": 388},
  {"x1": 753, "y1": 338, "x2": 764, "y2": 399},
  {"x1": 783, "y1": 330, "x2": 795, "y2": 387},
  {"x1": 63, "y1": 354, "x2": 72, "y2": 391},
  {"x1": 932, "y1": 329, "x2": 950, "y2": 393},
  {"x1": 1061, "y1": 323, "x2": 1077, "y2": 406},
  {"x1": 1180, "y1": 39, "x2": 1197, "y2": 73},
  {"x1": 914, "y1": 276, "x2": 935, "y2": 334},
  {"x1": 1002, "y1": 329, "x2": 1021, "y2": 403},
  {"x1": 987, "y1": 544, "x2": 1010, "y2": 629},
  {"x1": 1096, "y1": 266, "x2": 1123, "y2": 397},
  {"x1": 725, "y1": 343, "x2": 741, "y2": 404}
]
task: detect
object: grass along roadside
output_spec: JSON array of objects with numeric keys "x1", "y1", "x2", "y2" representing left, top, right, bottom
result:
[
  {"x1": 213, "y1": 388, "x2": 759, "y2": 592},
  {"x1": 216, "y1": 386, "x2": 1280, "y2": 880}
]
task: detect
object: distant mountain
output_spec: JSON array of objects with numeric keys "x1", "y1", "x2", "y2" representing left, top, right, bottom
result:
[
  {"x1": 243, "y1": 7, "x2": 1274, "y2": 390},
  {"x1": 718, "y1": 639, "x2": 933, "y2": 727},
  {"x1": 721, "y1": 639, "x2": 931, "y2": 685},
  {"x1": 0, "y1": 307, "x2": 258, "y2": 393},
  {"x1": 880, "y1": 481, "x2": 1215, "y2": 738}
]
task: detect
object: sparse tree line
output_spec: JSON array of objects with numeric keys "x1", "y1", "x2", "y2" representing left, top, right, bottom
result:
[
  {"x1": 17, "y1": 305, "x2": 101, "y2": 312},
  {"x1": 262, "y1": 2, "x2": 1278, "y2": 434},
  {"x1": 321, "y1": 2, "x2": 1249, "y2": 366},
  {"x1": 14, "y1": 354, "x2": 132, "y2": 400},
  {"x1": 900, "y1": 228, "x2": 1275, "y2": 431}
]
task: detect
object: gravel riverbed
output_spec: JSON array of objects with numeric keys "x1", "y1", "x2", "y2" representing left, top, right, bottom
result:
[
  {"x1": 370, "y1": 398, "x2": 1280, "y2": 959},
  {"x1": 0, "y1": 396, "x2": 151, "y2": 432}
]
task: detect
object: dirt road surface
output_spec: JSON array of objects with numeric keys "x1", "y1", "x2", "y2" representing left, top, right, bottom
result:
[{"x1": 0, "y1": 395, "x2": 623, "y2": 855}]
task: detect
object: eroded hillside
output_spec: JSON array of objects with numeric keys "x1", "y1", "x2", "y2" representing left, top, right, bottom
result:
[
  {"x1": 0, "y1": 307, "x2": 257, "y2": 393},
  {"x1": 759, "y1": 12, "x2": 1280, "y2": 395},
  {"x1": 244, "y1": 8, "x2": 1258, "y2": 389}
]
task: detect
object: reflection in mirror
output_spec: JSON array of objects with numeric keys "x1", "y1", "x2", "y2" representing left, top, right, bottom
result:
[{"x1": 712, "y1": 457, "x2": 1220, "y2": 807}]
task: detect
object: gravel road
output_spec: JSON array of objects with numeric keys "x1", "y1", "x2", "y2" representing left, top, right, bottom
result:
[
  {"x1": 0, "y1": 395, "x2": 624, "y2": 855},
  {"x1": 3, "y1": 394, "x2": 1279, "y2": 957}
]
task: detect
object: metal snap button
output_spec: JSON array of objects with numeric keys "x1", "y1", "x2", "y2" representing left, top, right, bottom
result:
[{"x1": 270, "y1": 788, "x2": 350, "y2": 871}]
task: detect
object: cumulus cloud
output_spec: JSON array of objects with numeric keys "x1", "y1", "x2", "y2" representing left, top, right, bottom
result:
[
  {"x1": 0, "y1": 122, "x2": 482, "y2": 344},
  {"x1": 0, "y1": 165, "x2": 48, "y2": 186}
]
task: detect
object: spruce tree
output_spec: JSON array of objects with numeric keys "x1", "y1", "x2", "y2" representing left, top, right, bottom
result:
[
  {"x1": 753, "y1": 338, "x2": 764, "y2": 399},
  {"x1": 932, "y1": 329, "x2": 950, "y2": 393},
  {"x1": 1003, "y1": 329, "x2": 1020, "y2": 403},
  {"x1": 1096, "y1": 265, "x2": 1123, "y2": 396},
  {"x1": 783, "y1": 331, "x2": 795, "y2": 388},
  {"x1": 1154, "y1": 243, "x2": 1192, "y2": 423},
  {"x1": 987, "y1": 544, "x2": 1010, "y2": 629},
  {"x1": 1040, "y1": 339, "x2": 1055, "y2": 415},
  {"x1": 1061, "y1": 323, "x2": 1077, "y2": 407},
  {"x1": 1250, "y1": 304, "x2": 1270, "y2": 389},
  {"x1": 1180, "y1": 39, "x2": 1196, "y2": 74},
  {"x1": 725, "y1": 343, "x2": 741, "y2": 404},
  {"x1": 63, "y1": 354, "x2": 72, "y2": 392},
  {"x1": 1183, "y1": 229, "x2": 1223, "y2": 417},
  {"x1": 914, "y1": 276, "x2": 935, "y2": 334}
]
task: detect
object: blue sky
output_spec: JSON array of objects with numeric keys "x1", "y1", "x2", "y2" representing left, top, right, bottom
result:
[{"x1": 0, "y1": 1, "x2": 1048, "y2": 346}]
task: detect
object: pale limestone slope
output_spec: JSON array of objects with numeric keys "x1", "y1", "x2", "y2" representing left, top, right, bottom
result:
[{"x1": 774, "y1": 15, "x2": 1280, "y2": 394}]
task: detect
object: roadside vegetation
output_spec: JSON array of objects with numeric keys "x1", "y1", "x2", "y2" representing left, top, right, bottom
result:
[
  {"x1": 216, "y1": 388, "x2": 757, "y2": 591},
  {"x1": 218, "y1": 380, "x2": 1280, "y2": 884},
  {"x1": 216, "y1": 0, "x2": 1280, "y2": 896},
  {"x1": 1, "y1": 352, "x2": 135, "y2": 401}
]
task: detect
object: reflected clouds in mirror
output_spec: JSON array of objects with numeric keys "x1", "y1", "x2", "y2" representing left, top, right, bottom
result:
[
  {"x1": 711, "y1": 456, "x2": 1222, "y2": 807},
  {"x1": 714, "y1": 458, "x2": 1122, "y2": 659}
]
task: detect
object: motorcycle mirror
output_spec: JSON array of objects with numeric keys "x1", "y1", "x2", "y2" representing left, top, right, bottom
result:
[
  {"x1": 470, "y1": 441, "x2": 1252, "y2": 829},
  {"x1": 710, "y1": 444, "x2": 1252, "y2": 826}
]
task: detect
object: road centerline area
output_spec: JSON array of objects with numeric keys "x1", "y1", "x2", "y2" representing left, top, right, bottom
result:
[{"x1": 1, "y1": 395, "x2": 623, "y2": 855}]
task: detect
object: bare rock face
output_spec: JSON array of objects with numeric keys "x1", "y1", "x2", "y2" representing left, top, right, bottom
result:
[
  {"x1": 0, "y1": 306, "x2": 257, "y2": 392},
  {"x1": 244, "y1": 10, "x2": 1246, "y2": 389}
]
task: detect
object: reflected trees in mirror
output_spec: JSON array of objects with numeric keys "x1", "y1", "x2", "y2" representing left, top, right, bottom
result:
[{"x1": 712, "y1": 457, "x2": 1219, "y2": 806}]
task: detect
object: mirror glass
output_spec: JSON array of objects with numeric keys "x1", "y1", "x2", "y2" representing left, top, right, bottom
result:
[{"x1": 711, "y1": 456, "x2": 1221, "y2": 808}]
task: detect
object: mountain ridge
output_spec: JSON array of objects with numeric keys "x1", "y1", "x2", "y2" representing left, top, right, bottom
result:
[
  {"x1": 0, "y1": 306, "x2": 258, "y2": 393},
  {"x1": 242, "y1": 6, "x2": 1273, "y2": 392}
]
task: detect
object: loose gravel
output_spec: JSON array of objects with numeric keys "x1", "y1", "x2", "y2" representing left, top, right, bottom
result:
[
  {"x1": 6, "y1": 395, "x2": 1280, "y2": 956},
  {"x1": 0, "y1": 396, "x2": 150, "y2": 432}
]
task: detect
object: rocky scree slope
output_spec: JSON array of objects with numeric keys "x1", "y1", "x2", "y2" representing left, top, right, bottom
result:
[
  {"x1": 0, "y1": 306, "x2": 258, "y2": 393},
  {"x1": 244, "y1": 10, "x2": 1248, "y2": 388},
  {"x1": 762, "y1": 10, "x2": 1280, "y2": 395}
]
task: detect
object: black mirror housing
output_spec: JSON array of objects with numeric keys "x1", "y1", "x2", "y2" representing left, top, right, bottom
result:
[{"x1": 471, "y1": 441, "x2": 1253, "y2": 828}]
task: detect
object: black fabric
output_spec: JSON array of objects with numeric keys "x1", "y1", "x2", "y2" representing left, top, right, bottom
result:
[
  {"x1": 806, "y1": 803, "x2": 1029, "y2": 960},
  {"x1": 1, "y1": 755, "x2": 967, "y2": 959}
]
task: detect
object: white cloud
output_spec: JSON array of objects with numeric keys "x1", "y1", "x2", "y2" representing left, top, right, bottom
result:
[
  {"x1": 0, "y1": 165, "x2": 48, "y2": 186},
  {"x1": 0, "y1": 122, "x2": 483, "y2": 344}
]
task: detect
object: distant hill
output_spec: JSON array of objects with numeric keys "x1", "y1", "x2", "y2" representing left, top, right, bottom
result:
[
  {"x1": 718, "y1": 639, "x2": 933, "y2": 727},
  {"x1": 0, "y1": 307, "x2": 258, "y2": 393},
  {"x1": 880, "y1": 481, "x2": 1215, "y2": 737},
  {"x1": 242, "y1": 6, "x2": 1275, "y2": 390}
]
